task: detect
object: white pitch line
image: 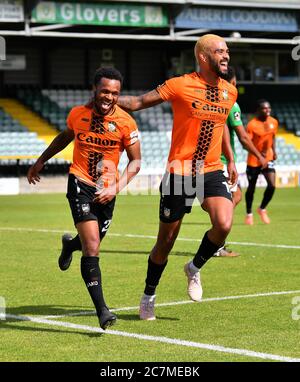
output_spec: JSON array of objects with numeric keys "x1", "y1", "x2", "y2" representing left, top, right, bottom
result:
[
  {"x1": 227, "y1": 241, "x2": 300, "y2": 250},
  {"x1": 4, "y1": 313, "x2": 300, "y2": 362},
  {"x1": 1, "y1": 226, "x2": 300, "y2": 250},
  {"x1": 109, "y1": 233, "x2": 300, "y2": 250},
  {"x1": 41, "y1": 289, "x2": 300, "y2": 319},
  {"x1": 0, "y1": 227, "x2": 71, "y2": 234}
]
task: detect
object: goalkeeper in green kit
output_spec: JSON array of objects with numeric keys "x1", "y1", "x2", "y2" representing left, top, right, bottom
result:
[{"x1": 214, "y1": 66, "x2": 267, "y2": 257}]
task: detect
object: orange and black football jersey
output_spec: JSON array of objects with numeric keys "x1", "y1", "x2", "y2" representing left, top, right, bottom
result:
[
  {"x1": 157, "y1": 72, "x2": 238, "y2": 175},
  {"x1": 67, "y1": 105, "x2": 138, "y2": 187},
  {"x1": 246, "y1": 116, "x2": 278, "y2": 167}
]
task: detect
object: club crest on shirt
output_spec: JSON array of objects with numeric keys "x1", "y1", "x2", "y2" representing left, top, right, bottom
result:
[
  {"x1": 163, "y1": 207, "x2": 171, "y2": 217},
  {"x1": 222, "y1": 89, "x2": 229, "y2": 100},
  {"x1": 234, "y1": 111, "x2": 241, "y2": 121},
  {"x1": 264, "y1": 122, "x2": 274, "y2": 131},
  {"x1": 81, "y1": 204, "x2": 90, "y2": 214},
  {"x1": 108, "y1": 121, "x2": 117, "y2": 132}
]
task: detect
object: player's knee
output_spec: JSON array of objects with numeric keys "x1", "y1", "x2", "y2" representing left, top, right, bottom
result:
[
  {"x1": 215, "y1": 219, "x2": 232, "y2": 236},
  {"x1": 158, "y1": 232, "x2": 177, "y2": 252},
  {"x1": 81, "y1": 237, "x2": 100, "y2": 257}
]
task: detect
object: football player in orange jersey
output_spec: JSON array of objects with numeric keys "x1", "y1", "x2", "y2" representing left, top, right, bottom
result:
[
  {"x1": 27, "y1": 67, "x2": 141, "y2": 330},
  {"x1": 118, "y1": 34, "x2": 238, "y2": 320},
  {"x1": 245, "y1": 99, "x2": 278, "y2": 225}
]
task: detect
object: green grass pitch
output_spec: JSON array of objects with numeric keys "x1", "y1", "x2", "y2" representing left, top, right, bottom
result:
[{"x1": 0, "y1": 187, "x2": 300, "y2": 362}]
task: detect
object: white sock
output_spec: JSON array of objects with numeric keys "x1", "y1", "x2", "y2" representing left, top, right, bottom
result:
[
  {"x1": 214, "y1": 245, "x2": 225, "y2": 256},
  {"x1": 142, "y1": 293, "x2": 155, "y2": 301},
  {"x1": 188, "y1": 261, "x2": 200, "y2": 274}
]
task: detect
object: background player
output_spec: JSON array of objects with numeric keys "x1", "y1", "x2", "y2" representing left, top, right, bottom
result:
[
  {"x1": 245, "y1": 99, "x2": 278, "y2": 225},
  {"x1": 27, "y1": 67, "x2": 141, "y2": 329}
]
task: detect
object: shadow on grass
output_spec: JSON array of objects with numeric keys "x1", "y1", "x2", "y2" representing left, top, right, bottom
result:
[
  {"x1": 1, "y1": 309, "x2": 179, "y2": 338},
  {"x1": 117, "y1": 313, "x2": 179, "y2": 322},
  {"x1": 181, "y1": 221, "x2": 254, "y2": 227},
  {"x1": 101, "y1": 249, "x2": 194, "y2": 257},
  {"x1": 4, "y1": 307, "x2": 179, "y2": 323},
  {"x1": 5, "y1": 304, "x2": 94, "y2": 318},
  {"x1": 181, "y1": 221, "x2": 210, "y2": 226},
  {"x1": 0, "y1": 321, "x2": 104, "y2": 338}
]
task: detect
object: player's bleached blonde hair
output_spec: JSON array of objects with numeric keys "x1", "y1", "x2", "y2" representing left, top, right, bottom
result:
[{"x1": 194, "y1": 34, "x2": 226, "y2": 64}]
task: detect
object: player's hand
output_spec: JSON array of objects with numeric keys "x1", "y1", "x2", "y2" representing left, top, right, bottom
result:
[
  {"x1": 273, "y1": 152, "x2": 277, "y2": 161},
  {"x1": 226, "y1": 161, "x2": 238, "y2": 187},
  {"x1": 93, "y1": 186, "x2": 117, "y2": 204},
  {"x1": 27, "y1": 161, "x2": 44, "y2": 184},
  {"x1": 260, "y1": 156, "x2": 268, "y2": 169}
]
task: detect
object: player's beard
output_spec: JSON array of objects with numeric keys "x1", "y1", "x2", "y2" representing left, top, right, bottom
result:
[
  {"x1": 93, "y1": 92, "x2": 113, "y2": 115},
  {"x1": 208, "y1": 56, "x2": 228, "y2": 79}
]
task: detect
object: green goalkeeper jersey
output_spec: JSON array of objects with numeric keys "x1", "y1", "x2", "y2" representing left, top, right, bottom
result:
[{"x1": 221, "y1": 102, "x2": 242, "y2": 164}]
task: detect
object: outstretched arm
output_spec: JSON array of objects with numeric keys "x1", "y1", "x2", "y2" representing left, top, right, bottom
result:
[
  {"x1": 234, "y1": 125, "x2": 267, "y2": 168},
  {"x1": 27, "y1": 128, "x2": 75, "y2": 184},
  {"x1": 118, "y1": 89, "x2": 164, "y2": 111}
]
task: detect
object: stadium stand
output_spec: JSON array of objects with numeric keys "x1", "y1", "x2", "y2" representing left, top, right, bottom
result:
[
  {"x1": 15, "y1": 88, "x2": 175, "y2": 133},
  {"x1": 16, "y1": 87, "x2": 70, "y2": 133},
  {"x1": 13, "y1": 87, "x2": 300, "y2": 138},
  {"x1": 0, "y1": 106, "x2": 47, "y2": 157},
  {"x1": 1, "y1": 80, "x2": 299, "y2": 181},
  {"x1": 0, "y1": 131, "x2": 46, "y2": 157},
  {"x1": 2, "y1": 88, "x2": 300, "y2": 174},
  {"x1": 0, "y1": 106, "x2": 28, "y2": 133},
  {"x1": 273, "y1": 101, "x2": 300, "y2": 137},
  {"x1": 0, "y1": 97, "x2": 72, "y2": 177}
]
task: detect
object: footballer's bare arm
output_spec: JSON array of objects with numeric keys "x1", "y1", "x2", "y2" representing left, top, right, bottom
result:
[
  {"x1": 118, "y1": 89, "x2": 164, "y2": 111},
  {"x1": 27, "y1": 129, "x2": 74, "y2": 184}
]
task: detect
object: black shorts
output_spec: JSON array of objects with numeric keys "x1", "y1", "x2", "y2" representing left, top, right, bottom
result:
[
  {"x1": 246, "y1": 161, "x2": 276, "y2": 182},
  {"x1": 66, "y1": 174, "x2": 116, "y2": 239},
  {"x1": 159, "y1": 170, "x2": 232, "y2": 223}
]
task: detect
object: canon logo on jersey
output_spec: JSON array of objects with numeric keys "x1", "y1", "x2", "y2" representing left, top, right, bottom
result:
[
  {"x1": 202, "y1": 104, "x2": 229, "y2": 115},
  {"x1": 77, "y1": 133, "x2": 117, "y2": 146},
  {"x1": 192, "y1": 101, "x2": 229, "y2": 115}
]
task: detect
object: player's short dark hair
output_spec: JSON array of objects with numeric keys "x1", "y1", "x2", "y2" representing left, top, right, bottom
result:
[
  {"x1": 93, "y1": 67, "x2": 123, "y2": 88},
  {"x1": 223, "y1": 66, "x2": 236, "y2": 82},
  {"x1": 256, "y1": 99, "x2": 270, "y2": 110}
]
